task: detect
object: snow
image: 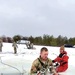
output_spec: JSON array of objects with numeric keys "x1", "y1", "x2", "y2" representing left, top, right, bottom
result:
[{"x1": 0, "y1": 42, "x2": 75, "y2": 75}]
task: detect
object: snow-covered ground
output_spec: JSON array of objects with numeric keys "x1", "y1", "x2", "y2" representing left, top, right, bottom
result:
[{"x1": 0, "y1": 42, "x2": 75, "y2": 75}]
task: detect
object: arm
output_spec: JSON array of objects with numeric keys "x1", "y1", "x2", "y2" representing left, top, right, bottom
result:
[
  {"x1": 30, "y1": 59, "x2": 39, "y2": 74},
  {"x1": 51, "y1": 66, "x2": 58, "y2": 75},
  {"x1": 48, "y1": 59, "x2": 58, "y2": 75},
  {"x1": 52, "y1": 52, "x2": 67, "y2": 63},
  {"x1": 61, "y1": 62, "x2": 67, "y2": 66}
]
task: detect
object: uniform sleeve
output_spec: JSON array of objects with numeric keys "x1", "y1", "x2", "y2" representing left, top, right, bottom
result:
[
  {"x1": 30, "y1": 59, "x2": 39, "y2": 74},
  {"x1": 48, "y1": 58, "x2": 57, "y2": 74}
]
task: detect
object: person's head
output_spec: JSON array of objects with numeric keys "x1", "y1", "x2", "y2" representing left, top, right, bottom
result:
[
  {"x1": 40, "y1": 47, "x2": 48, "y2": 61},
  {"x1": 60, "y1": 45, "x2": 65, "y2": 53}
]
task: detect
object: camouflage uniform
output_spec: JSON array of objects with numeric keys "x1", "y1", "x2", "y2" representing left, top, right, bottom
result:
[
  {"x1": 30, "y1": 56, "x2": 56, "y2": 75},
  {"x1": 0, "y1": 39, "x2": 3, "y2": 52},
  {"x1": 12, "y1": 42, "x2": 18, "y2": 54}
]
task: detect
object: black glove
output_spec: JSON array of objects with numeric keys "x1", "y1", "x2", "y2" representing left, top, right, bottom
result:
[
  {"x1": 52, "y1": 60, "x2": 55, "y2": 63},
  {"x1": 54, "y1": 62, "x2": 60, "y2": 67}
]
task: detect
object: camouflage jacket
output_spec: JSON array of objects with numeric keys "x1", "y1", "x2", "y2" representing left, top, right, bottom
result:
[
  {"x1": 0, "y1": 39, "x2": 3, "y2": 47},
  {"x1": 12, "y1": 42, "x2": 18, "y2": 48},
  {"x1": 30, "y1": 56, "x2": 56, "y2": 75}
]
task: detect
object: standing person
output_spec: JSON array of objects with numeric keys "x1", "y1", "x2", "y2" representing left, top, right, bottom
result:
[
  {"x1": 12, "y1": 41, "x2": 18, "y2": 54},
  {"x1": 30, "y1": 47, "x2": 58, "y2": 75},
  {"x1": 0, "y1": 38, "x2": 3, "y2": 52},
  {"x1": 30, "y1": 43, "x2": 33, "y2": 49},
  {"x1": 52, "y1": 45, "x2": 69, "y2": 72},
  {"x1": 26, "y1": 41, "x2": 31, "y2": 49}
]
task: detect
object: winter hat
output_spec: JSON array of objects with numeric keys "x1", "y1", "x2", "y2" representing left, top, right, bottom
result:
[{"x1": 60, "y1": 45, "x2": 65, "y2": 50}]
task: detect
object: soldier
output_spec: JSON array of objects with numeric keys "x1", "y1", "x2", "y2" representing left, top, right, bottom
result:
[
  {"x1": 30, "y1": 43, "x2": 33, "y2": 49},
  {"x1": 0, "y1": 38, "x2": 3, "y2": 52},
  {"x1": 30, "y1": 47, "x2": 58, "y2": 75},
  {"x1": 12, "y1": 41, "x2": 18, "y2": 54},
  {"x1": 26, "y1": 41, "x2": 30, "y2": 49},
  {"x1": 26, "y1": 41, "x2": 33, "y2": 49}
]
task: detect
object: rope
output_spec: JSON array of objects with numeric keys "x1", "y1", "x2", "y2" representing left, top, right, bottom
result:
[{"x1": 0, "y1": 57, "x2": 23, "y2": 75}]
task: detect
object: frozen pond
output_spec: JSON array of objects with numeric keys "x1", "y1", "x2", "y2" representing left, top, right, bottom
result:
[{"x1": 0, "y1": 43, "x2": 75, "y2": 75}]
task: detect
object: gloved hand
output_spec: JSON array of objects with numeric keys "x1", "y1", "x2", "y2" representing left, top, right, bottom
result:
[
  {"x1": 54, "y1": 62, "x2": 60, "y2": 67},
  {"x1": 52, "y1": 60, "x2": 55, "y2": 63}
]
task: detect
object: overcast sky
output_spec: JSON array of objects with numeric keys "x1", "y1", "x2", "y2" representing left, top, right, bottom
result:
[{"x1": 0, "y1": 0, "x2": 75, "y2": 38}]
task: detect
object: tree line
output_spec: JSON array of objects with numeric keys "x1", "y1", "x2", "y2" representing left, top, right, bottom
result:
[{"x1": 1, "y1": 34, "x2": 75, "y2": 46}]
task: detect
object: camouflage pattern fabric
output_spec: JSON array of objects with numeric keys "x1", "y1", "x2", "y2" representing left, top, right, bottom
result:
[{"x1": 30, "y1": 56, "x2": 56, "y2": 75}]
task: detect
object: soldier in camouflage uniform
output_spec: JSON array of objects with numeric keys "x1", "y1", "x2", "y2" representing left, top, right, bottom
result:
[
  {"x1": 0, "y1": 38, "x2": 3, "y2": 52},
  {"x1": 12, "y1": 42, "x2": 18, "y2": 54},
  {"x1": 30, "y1": 47, "x2": 58, "y2": 75}
]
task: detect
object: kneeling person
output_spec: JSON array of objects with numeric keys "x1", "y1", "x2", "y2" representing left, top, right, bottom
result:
[
  {"x1": 30, "y1": 47, "x2": 58, "y2": 75},
  {"x1": 52, "y1": 46, "x2": 69, "y2": 72}
]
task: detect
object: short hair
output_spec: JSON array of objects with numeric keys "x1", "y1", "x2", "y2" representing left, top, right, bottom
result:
[{"x1": 40, "y1": 47, "x2": 48, "y2": 52}]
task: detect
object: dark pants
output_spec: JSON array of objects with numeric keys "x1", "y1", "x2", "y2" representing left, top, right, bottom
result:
[
  {"x1": 0, "y1": 47, "x2": 2, "y2": 52},
  {"x1": 14, "y1": 47, "x2": 17, "y2": 54}
]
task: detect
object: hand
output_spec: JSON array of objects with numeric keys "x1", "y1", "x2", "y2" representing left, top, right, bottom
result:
[
  {"x1": 53, "y1": 73, "x2": 59, "y2": 75},
  {"x1": 52, "y1": 60, "x2": 55, "y2": 63},
  {"x1": 37, "y1": 71, "x2": 41, "y2": 75},
  {"x1": 37, "y1": 73, "x2": 41, "y2": 75},
  {"x1": 54, "y1": 62, "x2": 60, "y2": 67}
]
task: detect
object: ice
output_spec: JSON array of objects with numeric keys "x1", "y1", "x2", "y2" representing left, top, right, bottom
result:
[{"x1": 0, "y1": 42, "x2": 75, "y2": 75}]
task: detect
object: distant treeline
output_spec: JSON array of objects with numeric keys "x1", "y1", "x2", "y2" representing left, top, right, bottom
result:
[{"x1": 1, "y1": 34, "x2": 75, "y2": 46}]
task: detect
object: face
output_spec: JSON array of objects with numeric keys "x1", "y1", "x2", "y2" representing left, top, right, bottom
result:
[
  {"x1": 40, "y1": 50, "x2": 48, "y2": 61},
  {"x1": 60, "y1": 49, "x2": 64, "y2": 53}
]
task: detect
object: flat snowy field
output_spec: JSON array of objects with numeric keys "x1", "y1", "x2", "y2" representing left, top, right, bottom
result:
[{"x1": 0, "y1": 43, "x2": 75, "y2": 75}]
